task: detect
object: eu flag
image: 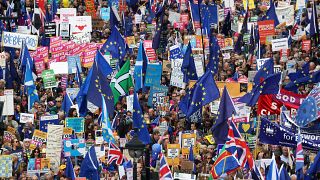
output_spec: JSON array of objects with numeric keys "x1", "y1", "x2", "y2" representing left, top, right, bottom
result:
[
  {"x1": 79, "y1": 146, "x2": 100, "y2": 180},
  {"x1": 62, "y1": 93, "x2": 73, "y2": 116},
  {"x1": 285, "y1": 70, "x2": 320, "y2": 92},
  {"x1": 310, "y1": 1, "x2": 319, "y2": 41},
  {"x1": 65, "y1": 157, "x2": 76, "y2": 180},
  {"x1": 306, "y1": 150, "x2": 320, "y2": 179},
  {"x1": 211, "y1": 86, "x2": 235, "y2": 144},
  {"x1": 181, "y1": 42, "x2": 198, "y2": 83},
  {"x1": 261, "y1": 0, "x2": 280, "y2": 27},
  {"x1": 39, "y1": 119, "x2": 59, "y2": 132},
  {"x1": 288, "y1": 62, "x2": 309, "y2": 82},
  {"x1": 179, "y1": 71, "x2": 220, "y2": 118},
  {"x1": 133, "y1": 92, "x2": 151, "y2": 144},
  {"x1": 76, "y1": 67, "x2": 93, "y2": 117},
  {"x1": 295, "y1": 92, "x2": 319, "y2": 127},
  {"x1": 206, "y1": 35, "x2": 220, "y2": 75},
  {"x1": 95, "y1": 50, "x2": 113, "y2": 77},
  {"x1": 266, "y1": 154, "x2": 279, "y2": 180},
  {"x1": 152, "y1": 7, "x2": 164, "y2": 50},
  {"x1": 190, "y1": 2, "x2": 218, "y2": 35},
  {"x1": 221, "y1": 11, "x2": 231, "y2": 37},
  {"x1": 253, "y1": 58, "x2": 274, "y2": 87}
]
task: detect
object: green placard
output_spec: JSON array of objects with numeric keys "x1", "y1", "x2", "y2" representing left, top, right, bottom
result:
[{"x1": 42, "y1": 69, "x2": 57, "y2": 89}]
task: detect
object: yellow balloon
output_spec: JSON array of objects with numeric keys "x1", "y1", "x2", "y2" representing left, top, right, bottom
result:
[{"x1": 62, "y1": 0, "x2": 70, "y2": 8}]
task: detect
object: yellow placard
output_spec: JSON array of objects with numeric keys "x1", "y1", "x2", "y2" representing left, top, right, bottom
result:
[
  {"x1": 181, "y1": 133, "x2": 198, "y2": 155},
  {"x1": 41, "y1": 158, "x2": 51, "y2": 170},
  {"x1": 7, "y1": 126, "x2": 16, "y2": 135},
  {"x1": 30, "y1": 130, "x2": 47, "y2": 150},
  {"x1": 204, "y1": 135, "x2": 215, "y2": 145},
  {"x1": 63, "y1": 127, "x2": 73, "y2": 135},
  {"x1": 216, "y1": 82, "x2": 253, "y2": 98},
  {"x1": 126, "y1": 36, "x2": 136, "y2": 48},
  {"x1": 167, "y1": 144, "x2": 180, "y2": 166},
  {"x1": 243, "y1": 0, "x2": 255, "y2": 10}
]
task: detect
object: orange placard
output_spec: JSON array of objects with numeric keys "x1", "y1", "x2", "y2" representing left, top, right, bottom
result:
[{"x1": 258, "y1": 20, "x2": 275, "y2": 44}]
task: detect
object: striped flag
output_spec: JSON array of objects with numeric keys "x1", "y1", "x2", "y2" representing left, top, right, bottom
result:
[
  {"x1": 107, "y1": 142, "x2": 123, "y2": 165},
  {"x1": 159, "y1": 154, "x2": 173, "y2": 180},
  {"x1": 296, "y1": 129, "x2": 304, "y2": 172}
]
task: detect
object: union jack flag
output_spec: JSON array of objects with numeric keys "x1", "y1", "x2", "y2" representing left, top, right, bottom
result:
[
  {"x1": 225, "y1": 121, "x2": 254, "y2": 170},
  {"x1": 296, "y1": 129, "x2": 304, "y2": 172},
  {"x1": 159, "y1": 154, "x2": 173, "y2": 180},
  {"x1": 107, "y1": 142, "x2": 123, "y2": 165}
]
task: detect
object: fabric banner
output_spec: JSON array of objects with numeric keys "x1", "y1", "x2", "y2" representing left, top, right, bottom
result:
[
  {"x1": 258, "y1": 20, "x2": 275, "y2": 44},
  {"x1": 30, "y1": 130, "x2": 47, "y2": 150},
  {"x1": 259, "y1": 118, "x2": 320, "y2": 151},
  {"x1": 46, "y1": 124, "x2": 63, "y2": 173},
  {"x1": 145, "y1": 64, "x2": 162, "y2": 87},
  {"x1": 65, "y1": 118, "x2": 85, "y2": 133},
  {"x1": 258, "y1": 89, "x2": 307, "y2": 115},
  {"x1": 63, "y1": 139, "x2": 86, "y2": 157},
  {"x1": 275, "y1": 5, "x2": 294, "y2": 26},
  {"x1": 2, "y1": 32, "x2": 38, "y2": 50}
]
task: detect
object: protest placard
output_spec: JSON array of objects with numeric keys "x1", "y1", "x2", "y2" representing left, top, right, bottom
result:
[
  {"x1": 20, "y1": 113, "x2": 34, "y2": 124},
  {"x1": 216, "y1": 82, "x2": 253, "y2": 97},
  {"x1": 0, "y1": 156, "x2": 12, "y2": 178},
  {"x1": 42, "y1": 70, "x2": 57, "y2": 89},
  {"x1": 67, "y1": 55, "x2": 82, "y2": 74},
  {"x1": 2, "y1": 32, "x2": 38, "y2": 50},
  {"x1": 65, "y1": 117, "x2": 85, "y2": 133},
  {"x1": 170, "y1": 59, "x2": 185, "y2": 88},
  {"x1": 145, "y1": 63, "x2": 162, "y2": 87},
  {"x1": 256, "y1": 58, "x2": 270, "y2": 70},
  {"x1": 181, "y1": 133, "x2": 196, "y2": 155},
  {"x1": 126, "y1": 95, "x2": 134, "y2": 112},
  {"x1": 167, "y1": 144, "x2": 180, "y2": 166},
  {"x1": 50, "y1": 62, "x2": 69, "y2": 74},
  {"x1": 63, "y1": 128, "x2": 73, "y2": 139},
  {"x1": 64, "y1": 139, "x2": 86, "y2": 156},
  {"x1": 258, "y1": 20, "x2": 275, "y2": 44},
  {"x1": 68, "y1": 16, "x2": 92, "y2": 34},
  {"x1": 70, "y1": 32, "x2": 91, "y2": 44},
  {"x1": 126, "y1": 36, "x2": 136, "y2": 48},
  {"x1": 34, "y1": 57, "x2": 45, "y2": 76},
  {"x1": 0, "y1": 89, "x2": 14, "y2": 115},
  {"x1": 46, "y1": 125, "x2": 63, "y2": 173},
  {"x1": 275, "y1": 5, "x2": 294, "y2": 26},
  {"x1": 100, "y1": 7, "x2": 110, "y2": 21},
  {"x1": 168, "y1": 11, "x2": 181, "y2": 25},
  {"x1": 0, "y1": 52, "x2": 6, "y2": 67},
  {"x1": 3, "y1": 131, "x2": 14, "y2": 142},
  {"x1": 95, "y1": 130, "x2": 103, "y2": 144},
  {"x1": 271, "y1": 38, "x2": 288, "y2": 51},
  {"x1": 302, "y1": 40, "x2": 311, "y2": 52},
  {"x1": 39, "y1": 115, "x2": 59, "y2": 132},
  {"x1": 44, "y1": 22, "x2": 57, "y2": 37},
  {"x1": 60, "y1": 8, "x2": 77, "y2": 23},
  {"x1": 30, "y1": 130, "x2": 47, "y2": 150}
]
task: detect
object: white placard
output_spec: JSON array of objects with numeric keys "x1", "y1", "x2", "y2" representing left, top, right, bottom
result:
[
  {"x1": 134, "y1": 14, "x2": 142, "y2": 24},
  {"x1": 0, "y1": 52, "x2": 6, "y2": 67},
  {"x1": 256, "y1": 58, "x2": 270, "y2": 70},
  {"x1": 40, "y1": 115, "x2": 59, "y2": 121},
  {"x1": 2, "y1": 32, "x2": 38, "y2": 50},
  {"x1": 271, "y1": 38, "x2": 288, "y2": 52},
  {"x1": 95, "y1": 130, "x2": 103, "y2": 145},
  {"x1": 46, "y1": 124, "x2": 63, "y2": 174},
  {"x1": 0, "y1": 89, "x2": 14, "y2": 116},
  {"x1": 168, "y1": 11, "x2": 181, "y2": 25},
  {"x1": 87, "y1": 101, "x2": 99, "y2": 113},
  {"x1": 50, "y1": 62, "x2": 68, "y2": 74},
  {"x1": 170, "y1": 59, "x2": 185, "y2": 88},
  {"x1": 70, "y1": 32, "x2": 91, "y2": 44},
  {"x1": 224, "y1": 0, "x2": 235, "y2": 10},
  {"x1": 60, "y1": 8, "x2": 77, "y2": 23},
  {"x1": 20, "y1": 113, "x2": 35, "y2": 124},
  {"x1": 17, "y1": 26, "x2": 31, "y2": 34},
  {"x1": 194, "y1": 55, "x2": 204, "y2": 78},
  {"x1": 276, "y1": 5, "x2": 294, "y2": 26},
  {"x1": 126, "y1": 95, "x2": 134, "y2": 113},
  {"x1": 68, "y1": 16, "x2": 92, "y2": 34}
]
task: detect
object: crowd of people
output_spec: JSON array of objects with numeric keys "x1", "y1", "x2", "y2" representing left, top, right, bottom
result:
[{"x1": 0, "y1": 0, "x2": 319, "y2": 179}]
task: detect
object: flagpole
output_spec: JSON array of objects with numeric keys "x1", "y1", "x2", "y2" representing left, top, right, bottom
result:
[
  {"x1": 197, "y1": 0, "x2": 206, "y2": 71},
  {"x1": 254, "y1": 115, "x2": 261, "y2": 160}
]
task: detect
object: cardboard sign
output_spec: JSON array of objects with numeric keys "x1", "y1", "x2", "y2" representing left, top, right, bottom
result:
[
  {"x1": 59, "y1": 22, "x2": 70, "y2": 38},
  {"x1": 167, "y1": 144, "x2": 180, "y2": 166},
  {"x1": 42, "y1": 70, "x2": 57, "y2": 89},
  {"x1": 258, "y1": 20, "x2": 275, "y2": 44},
  {"x1": 0, "y1": 89, "x2": 14, "y2": 115},
  {"x1": 68, "y1": 16, "x2": 92, "y2": 34},
  {"x1": 65, "y1": 117, "x2": 85, "y2": 133},
  {"x1": 2, "y1": 32, "x2": 38, "y2": 50},
  {"x1": 30, "y1": 130, "x2": 47, "y2": 150},
  {"x1": 181, "y1": 133, "x2": 196, "y2": 155},
  {"x1": 20, "y1": 113, "x2": 34, "y2": 124},
  {"x1": 70, "y1": 32, "x2": 91, "y2": 44},
  {"x1": 271, "y1": 38, "x2": 288, "y2": 51},
  {"x1": 44, "y1": 22, "x2": 57, "y2": 37},
  {"x1": 64, "y1": 139, "x2": 86, "y2": 157}
]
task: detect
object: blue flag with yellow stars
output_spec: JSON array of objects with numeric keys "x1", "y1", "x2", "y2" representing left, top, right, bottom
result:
[
  {"x1": 87, "y1": 60, "x2": 114, "y2": 116},
  {"x1": 39, "y1": 119, "x2": 59, "y2": 132},
  {"x1": 295, "y1": 85, "x2": 320, "y2": 127},
  {"x1": 211, "y1": 86, "x2": 236, "y2": 144},
  {"x1": 181, "y1": 42, "x2": 198, "y2": 83},
  {"x1": 285, "y1": 70, "x2": 320, "y2": 92},
  {"x1": 238, "y1": 73, "x2": 282, "y2": 107},
  {"x1": 206, "y1": 35, "x2": 220, "y2": 74},
  {"x1": 288, "y1": 62, "x2": 309, "y2": 82},
  {"x1": 253, "y1": 58, "x2": 274, "y2": 87},
  {"x1": 133, "y1": 92, "x2": 151, "y2": 144},
  {"x1": 152, "y1": 6, "x2": 165, "y2": 50},
  {"x1": 179, "y1": 71, "x2": 220, "y2": 119},
  {"x1": 261, "y1": 0, "x2": 280, "y2": 27}
]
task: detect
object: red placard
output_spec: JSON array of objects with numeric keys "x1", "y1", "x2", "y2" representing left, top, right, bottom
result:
[
  {"x1": 145, "y1": 48, "x2": 157, "y2": 63},
  {"x1": 302, "y1": 40, "x2": 311, "y2": 52},
  {"x1": 34, "y1": 57, "x2": 45, "y2": 76},
  {"x1": 85, "y1": 0, "x2": 97, "y2": 18},
  {"x1": 258, "y1": 20, "x2": 275, "y2": 45}
]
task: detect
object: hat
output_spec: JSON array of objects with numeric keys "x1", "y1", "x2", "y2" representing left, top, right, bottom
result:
[{"x1": 60, "y1": 165, "x2": 66, "y2": 170}]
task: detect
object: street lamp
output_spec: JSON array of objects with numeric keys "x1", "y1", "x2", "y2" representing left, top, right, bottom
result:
[{"x1": 125, "y1": 129, "x2": 146, "y2": 180}]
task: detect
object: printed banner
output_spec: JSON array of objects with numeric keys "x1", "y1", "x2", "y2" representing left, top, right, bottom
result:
[
  {"x1": 68, "y1": 16, "x2": 92, "y2": 34},
  {"x1": 65, "y1": 117, "x2": 85, "y2": 133},
  {"x1": 258, "y1": 89, "x2": 307, "y2": 116},
  {"x1": 145, "y1": 63, "x2": 162, "y2": 87},
  {"x1": 170, "y1": 59, "x2": 185, "y2": 88},
  {"x1": 275, "y1": 5, "x2": 294, "y2": 26},
  {"x1": 167, "y1": 144, "x2": 180, "y2": 166},
  {"x1": 30, "y1": 130, "x2": 47, "y2": 150},
  {"x1": 42, "y1": 70, "x2": 57, "y2": 89},
  {"x1": 2, "y1": 32, "x2": 38, "y2": 50},
  {"x1": 20, "y1": 113, "x2": 34, "y2": 124},
  {"x1": 0, "y1": 156, "x2": 12, "y2": 178},
  {"x1": 258, "y1": 20, "x2": 275, "y2": 44},
  {"x1": 271, "y1": 38, "x2": 288, "y2": 51},
  {"x1": 0, "y1": 89, "x2": 14, "y2": 115},
  {"x1": 64, "y1": 139, "x2": 86, "y2": 156},
  {"x1": 46, "y1": 124, "x2": 63, "y2": 173}
]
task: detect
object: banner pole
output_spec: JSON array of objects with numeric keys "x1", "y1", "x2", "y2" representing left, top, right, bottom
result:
[{"x1": 254, "y1": 115, "x2": 261, "y2": 160}]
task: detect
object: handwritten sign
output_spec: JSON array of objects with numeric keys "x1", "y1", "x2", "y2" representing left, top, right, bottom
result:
[
  {"x1": 20, "y1": 113, "x2": 34, "y2": 124},
  {"x1": 2, "y1": 32, "x2": 38, "y2": 50},
  {"x1": 68, "y1": 16, "x2": 92, "y2": 34},
  {"x1": 0, "y1": 89, "x2": 14, "y2": 115},
  {"x1": 46, "y1": 124, "x2": 63, "y2": 173},
  {"x1": 70, "y1": 32, "x2": 91, "y2": 44},
  {"x1": 65, "y1": 117, "x2": 85, "y2": 133}
]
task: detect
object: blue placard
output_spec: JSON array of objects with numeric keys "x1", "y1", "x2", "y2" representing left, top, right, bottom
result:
[
  {"x1": 144, "y1": 63, "x2": 162, "y2": 87},
  {"x1": 65, "y1": 118, "x2": 84, "y2": 133},
  {"x1": 63, "y1": 139, "x2": 86, "y2": 157},
  {"x1": 67, "y1": 55, "x2": 81, "y2": 74},
  {"x1": 39, "y1": 115, "x2": 59, "y2": 132},
  {"x1": 100, "y1": 7, "x2": 110, "y2": 21},
  {"x1": 148, "y1": 85, "x2": 168, "y2": 106}
]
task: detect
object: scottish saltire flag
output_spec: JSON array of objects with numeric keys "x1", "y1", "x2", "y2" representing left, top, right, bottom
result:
[
  {"x1": 181, "y1": 42, "x2": 198, "y2": 83},
  {"x1": 295, "y1": 85, "x2": 320, "y2": 127},
  {"x1": 24, "y1": 47, "x2": 39, "y2": 112},
  {"x1": 254, "y1": 58, "x2": 274, "y2": 87},
  {"x1": 159, "y1": 154, "x2": 173, "y2": 180},
  {"x1": 101, "y1": 94, "x2": 115, "y2": 143},
  {"x1": 310, "y1": 0, "x2": 319, "y2": 40},
  {"x1": 20, "y1": 41, "x2": 33, "y2": 74},
  {"x1": 266, "y1": 154, "x2": 279, "y2": 180},
  {"x1": 261, "y1": 0, "x2": 280, "y2": 27},
  {"x1": 110, "y1": 60, "x2": 133, "y2": 104},
  {"x1": 134, "y1": 41, "x2": 148, "y2": 91},
  {"x1": 279, "y1": 164, "x2": 290, "y2": 180},
  {"x1": 252, "y1": 164, "x2": 263, "y2": 180},
  {"x1": 132, "y1": 91, "x2": 151, "y2": 144},
  {"x1": 206, "y1": 35, "x2": 220, "y2": 74},
  {"x1": 296, "y1": 129, "x2": 304, "y2": 173},
  {"x1": 179, "y1": 71, "x2": 219, "y2": 118},
  {"x1": 79, "y1": 146, "x2": 100, "y2": 180},
  {"x1": 238, "y1": 73, "x2": 281, "y2": 107},
  {"x1": 210, "y1": 150, "x2": 240, "y2": 179},
  {"x1": 107, "y1": 142, "x2": 123, "y2": 165},
  {"x1": 65, "y1": 157, "x2": 76, "y2": 180},
  {"x1": 211, "y1": 86, "x2": 235, "y2": 144}
]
